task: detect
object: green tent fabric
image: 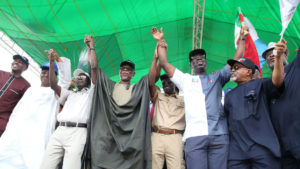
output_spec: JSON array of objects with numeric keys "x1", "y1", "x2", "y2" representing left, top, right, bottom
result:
[{"x1": 0, "y1": 0, "x2": 299, "y2": 88}]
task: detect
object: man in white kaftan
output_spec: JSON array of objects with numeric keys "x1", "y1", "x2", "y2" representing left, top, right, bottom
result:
[{"x1": 0, "y1": 56, "x2": 71, "y2": 169}]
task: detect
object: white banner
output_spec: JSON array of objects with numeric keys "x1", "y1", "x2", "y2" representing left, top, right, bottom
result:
[{"x1": 280, "y1": 0, "x2": 300, "y2": 36}]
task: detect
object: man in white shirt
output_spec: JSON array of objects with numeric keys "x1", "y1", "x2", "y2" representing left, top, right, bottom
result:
[
  {"x1": 152, "y1": 26, "x2": 248, "y2": 169},
  {"x1": 40, "y1": 35, "x2": 98, "y2": 169}
]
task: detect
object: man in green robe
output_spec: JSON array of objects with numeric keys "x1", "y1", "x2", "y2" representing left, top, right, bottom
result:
[{"x1": 82, "y1": 36, "x2": 159, "y2": 169}]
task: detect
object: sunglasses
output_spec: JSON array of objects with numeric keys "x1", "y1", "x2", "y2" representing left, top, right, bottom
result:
[
  {"x1": 232, "y1": 65, "x2": 247, "y2": 71},
  {"x1": 76, "y1": 75, "x2": 87, "y2": 80},
  {"x1": 120, "y1": 66, "x2": 133, "y2": 71}
]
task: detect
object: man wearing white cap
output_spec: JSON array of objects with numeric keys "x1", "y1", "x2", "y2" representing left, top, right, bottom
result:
[
  {"x1": 41, "y1": 35, "x2": 98, "y2": 169},
  {"x1": 263, "y1": 41, "x2": 300, "y2": 168}
]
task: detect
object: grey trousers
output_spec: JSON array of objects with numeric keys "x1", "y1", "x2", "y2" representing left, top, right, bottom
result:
[{"x1": 184, "y1": 135, "x2": 229, "y2": 169}]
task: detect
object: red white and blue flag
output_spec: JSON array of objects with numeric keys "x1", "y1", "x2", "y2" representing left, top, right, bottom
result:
[{"x1": 234, "y1": 8, "x2": 267, "y2": 77}]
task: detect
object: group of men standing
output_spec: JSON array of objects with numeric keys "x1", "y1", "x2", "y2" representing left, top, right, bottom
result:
[{"x1": 0, "y1": 24, "x2": 299, "y2": 169}]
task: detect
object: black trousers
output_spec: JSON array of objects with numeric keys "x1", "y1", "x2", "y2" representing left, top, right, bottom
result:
[
  {"x1": 228, "y1": 144, "x2": 280, "y2": 169},
  {"x1": 281, "y1": 146, "x2": 300, "y2": 169}
]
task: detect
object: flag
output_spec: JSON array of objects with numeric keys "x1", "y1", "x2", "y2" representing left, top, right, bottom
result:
[
  {"x1": 235, "y1": 7, "x2": 267, "y2": 76},
  {"x1": 279, "y1": 0, "x2": 300, "y2": 36}
]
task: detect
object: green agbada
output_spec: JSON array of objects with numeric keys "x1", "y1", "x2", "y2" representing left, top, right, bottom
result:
[{"x1": 82, "y1": 68, "x2": 152, "y2": 169}]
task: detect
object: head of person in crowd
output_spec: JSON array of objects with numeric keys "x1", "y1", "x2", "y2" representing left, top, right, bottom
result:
[
  {"x1": 11, "y1": 54, "x2": 29, "y2": 76},
  {"x1": 189, "y1": 49, "x2": 207, "y2": 75},
  {"x1": 228, "y1": 58, "x2": 255, "y2": 86},
  {"x1": 119, "y1": 60, "x2": 135, "y2": 84},
  {"x1": 263, "y1": 42, "x2": 289, "y2": 71},
  {"x1": 40, "y1": 61, "x2": 58, "y2": 87},
  {"x1": 73, "y1": 69, "x2": 91, "y2": 90},
  {"x1": 253, "y1": 65, "x2": 261, "y2": 80},
  {"x1": 160, "y1": 74, "x2": 178, "y2": 95}
]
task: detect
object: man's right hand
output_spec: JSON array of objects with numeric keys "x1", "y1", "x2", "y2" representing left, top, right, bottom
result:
[
  {"x1": 45, "y1": 49, "x2": 58, "y2": 62},
  {"x1": 240, "y1": 23, "x2": 249, "y2": 38},
  {"x1": 275, "y1": 39, "x2": 287, "y2": 57},
  {"x1": 152, "y1": 27, "x2": 164, "y2": 41}
]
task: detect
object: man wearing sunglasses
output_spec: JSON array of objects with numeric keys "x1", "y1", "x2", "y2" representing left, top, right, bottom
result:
[
  {"x1": 263, "y1": 42, "x2": 300, "y2": 168},
  {"x1": 41, "y1": 35, "x2": 97, "y2": 169},
  {"x1": 153, "y1": 25, "x2": 248, "y2": 169},
  {"x1": 224, "y1": 40, "x2": 286, "y2": 169}
]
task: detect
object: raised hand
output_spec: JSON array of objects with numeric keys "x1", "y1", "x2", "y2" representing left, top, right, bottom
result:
[
  {"x1": 45, "y1": 49, "x2": 58, "y2": 62},
  {"x1": 240, "y1": 23, "x2": 249, "y2": 38},
  {"x1": 275, "y1": 38, "x2": 287, "y2": 57},
  {"x1": 151, "y1": 27, "x2": 164, "y2": 41},
  {"x1": 157, "y1": 39, "x2": 168, "y2": 49},
  {"x1": 84, "y1": 35, "x2": 95, "y2": 49}
]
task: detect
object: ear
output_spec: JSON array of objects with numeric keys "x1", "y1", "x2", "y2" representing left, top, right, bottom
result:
[{"x1": 132, "y1": 71, "x2": 135, "y2": 77}]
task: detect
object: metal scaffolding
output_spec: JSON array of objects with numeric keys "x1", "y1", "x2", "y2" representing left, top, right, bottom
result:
[
  {"x1": 0, "y1": 31, "x2": 40, "y2": 77},
  {"x1": 192, "y1": 0, "x2": 206, "y2": 50}
]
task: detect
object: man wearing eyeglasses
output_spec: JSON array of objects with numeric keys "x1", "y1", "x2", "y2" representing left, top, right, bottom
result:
[
  {"x1": 263, "y1": 42, "x2": 300, "y2": 168},
  {"x1": 224, "y1": 40, "x2": 286, "y2": 169},
  {"x1": 41, "y1": 35, "x2": 98, "y2": 169},
  {"x1": 153, "y1": 25, "x2": 248, "y2": 169}
]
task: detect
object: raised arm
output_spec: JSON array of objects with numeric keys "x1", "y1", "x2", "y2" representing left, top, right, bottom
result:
[
  {"x1": 272, "y1": 39, "x2": 286, "y2": 88},
  {"x1": 151, "y1": 27, "x2": 176, "y2": 78},
  {"x1": 46, "y1": 49, "x2": 62, "y2": 96},
  {"x1": 233, "y1": 24, "x2": 249, "y2": 60},
  {"x1": 84, "y1": 35, "x2": 98, "y2": 84},
  {"x1": 149, "y1": 45, "x2": 161, "y2": 98}
]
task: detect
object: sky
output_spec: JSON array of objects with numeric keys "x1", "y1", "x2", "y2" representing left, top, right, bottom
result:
[{"x1": 0, "y1": 31, "x2": 41, "y2": 87}]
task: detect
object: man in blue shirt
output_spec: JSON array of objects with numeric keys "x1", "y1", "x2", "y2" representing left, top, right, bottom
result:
[
  {"x1": 263, "y1": 42, "x2": 300, "y2": 168},
  {"x1": 225, "y1": 40, "x2": 286, "y2": 169}
]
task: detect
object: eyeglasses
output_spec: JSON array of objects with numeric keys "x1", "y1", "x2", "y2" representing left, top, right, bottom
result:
[
  {"x1": 231, "y1": 65, "x2": 246, "y2": 71},
  {"x1": 190, "y1": 55, "x2": 205, "y2": 60},
  {"x1": 76, "y1": 75, "x2": 87, "y2": 80},
  {"x1": 120, "y1": 66, "x2": 133, "y2": 71}
]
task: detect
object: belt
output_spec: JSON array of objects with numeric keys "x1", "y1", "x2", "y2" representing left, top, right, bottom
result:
[
  {"x1": 153, "y1": 128, "x2": 183, "y2": 134},
  {"x1": 59, "y1": 121, "x2": 87, "y2": 128}
]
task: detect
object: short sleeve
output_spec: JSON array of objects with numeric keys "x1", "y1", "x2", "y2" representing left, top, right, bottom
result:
[
  {"x1": 219, "y1": 65, "x2": 231, "y2": 86},
  {"x1": 170, "y1": 69, "x2": 186, "y2": 91},
  {"x1": 151, "y1": 87, "x2": 160, "y2": 103}
]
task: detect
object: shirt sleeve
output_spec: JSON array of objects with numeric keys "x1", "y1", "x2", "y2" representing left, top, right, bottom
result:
[
  {"x1": 150, "y1": 87, "x2": 160, "y2": 103},
  {"x1": 262, "y1": 78, "x2": 285, "y2": 100},
  {"x1": 170, "y1": 69, "x2": 186, "y2": 91},
  {"x1": 57, "y1": 57, "x2": 72, "y2": 89},
  {"x1": 219, "y1": 65, "x2": 231, "y2": 86},
  {"x1": 58, "y1": 87, "x2": 71, "y2": 105}
]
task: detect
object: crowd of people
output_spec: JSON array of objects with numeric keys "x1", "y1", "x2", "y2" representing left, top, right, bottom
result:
[{"x1": 0, "y1": 25, "x2": 299, "y2": 169}]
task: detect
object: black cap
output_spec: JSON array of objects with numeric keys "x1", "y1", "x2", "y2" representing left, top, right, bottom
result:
[
  {"x1": 120, "y1": 60, "x2": 135, "y2": 70},
  {"x1": 160, "y1": 74, "x2": 169, "y2": 81},
  {"x1": 189, "y1": 49, "x2": 206, "y2": 62},
  {"x1": 13, "y1": 54, "x2": 29, "y2": 68},
  {"x1": 227, "y1": 58, "x2": 255, "y2": 74}
]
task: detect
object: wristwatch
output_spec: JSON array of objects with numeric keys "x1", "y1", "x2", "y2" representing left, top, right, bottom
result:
[{"x1": 239, "y1": 37, "x2": 246, "y2": 41}]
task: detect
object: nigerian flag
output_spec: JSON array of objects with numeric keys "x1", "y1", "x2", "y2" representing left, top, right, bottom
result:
[{"x1": 234, "y1": 7, "x2": 267, "y2": 76}]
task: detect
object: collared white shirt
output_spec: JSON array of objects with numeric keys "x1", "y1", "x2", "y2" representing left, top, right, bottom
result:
[
  {"x1": 171, "y1": 69, "x2": 208, "y2": 141},
  {"x1": 57, "y1": 84, "x2": 94, "y2": 123}
]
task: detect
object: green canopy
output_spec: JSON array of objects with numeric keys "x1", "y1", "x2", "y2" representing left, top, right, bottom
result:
[{"x1": 0, "y1": 0, "x2": 299, "y2": 87}]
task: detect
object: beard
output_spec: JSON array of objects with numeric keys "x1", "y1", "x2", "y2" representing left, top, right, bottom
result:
[
  {"x1": 230, "y1": 72, "x2": 237, "y2": 82},
  {"x1": 267, "y1": 55, "x2": 288, "y2": 71}
]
